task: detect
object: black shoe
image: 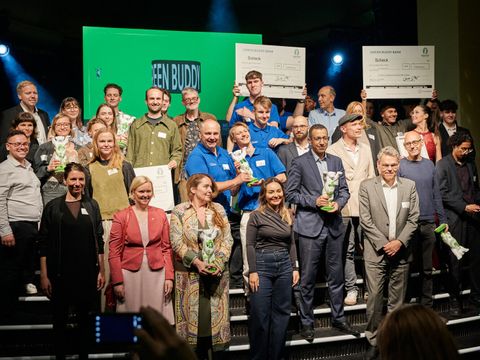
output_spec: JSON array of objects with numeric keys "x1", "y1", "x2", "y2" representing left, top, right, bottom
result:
[
  {"x1": 300, "y1": 325, "x2": 315, "y2": 341},
  {"x1": 364, "y1": 345, "x2": 379, "y2": 360},
  {"x1": 332, "y1": 320, "x2": 360, "y2": 337}
]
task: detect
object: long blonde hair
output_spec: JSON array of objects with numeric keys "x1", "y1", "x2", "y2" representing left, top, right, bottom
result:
[
  {"x1": 257, "y1": 178, "x2": 292, "y2": 225},
  {"x1": 346, "y1": 101, "x2": 367, "y2": 129},
  {"x1": 186, "y1": 173, "x2": 227, "y2": 229},
  {"x1": 90, "y1": 128, "x2": 124, "y2": 169}
]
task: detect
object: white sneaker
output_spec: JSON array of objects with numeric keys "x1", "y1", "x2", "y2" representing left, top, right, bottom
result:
[
  {"x1": 25, "y1": 283, "x2": 38, "y2": 295},
  {"x1": 344, "y1": 290, "x2": 358, "y2": 305}
]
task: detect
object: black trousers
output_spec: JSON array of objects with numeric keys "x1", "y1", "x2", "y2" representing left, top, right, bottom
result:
[{"x1": 0, "y1": 221, "x2": 38, "y2": 321}]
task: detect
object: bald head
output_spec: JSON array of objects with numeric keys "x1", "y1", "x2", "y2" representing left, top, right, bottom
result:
[
  {"x1": 403, "y1": 131, "x2": 423, "y2": 160},
  {"x1": 200, "y1": 119, "x2": 221, "y2": 152}
]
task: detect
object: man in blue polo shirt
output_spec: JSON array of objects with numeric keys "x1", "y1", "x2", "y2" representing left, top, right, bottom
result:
[
  {"x1": 229, "y1": 70, "x2": 281, "y2": 127},
  {"x1": 229, "y1": 122, "x2": 286, "y2": 292},
  {"x1": 249, "y1": 96, "x2": 291, "y2": 151},
  {"x1": 185, "y1": 119, "x2": 251, "y2": 288}
]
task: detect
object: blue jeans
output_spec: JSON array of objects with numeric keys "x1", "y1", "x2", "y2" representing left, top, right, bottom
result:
[{"x1": 249, "y1": 249, "x2": 293, "y2": 360}]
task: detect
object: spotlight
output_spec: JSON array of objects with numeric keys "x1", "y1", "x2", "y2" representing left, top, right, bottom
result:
[
  {"x1": 332, "y1": 54, "x2": 343, "y2": 65},
  {"x1": 0, "y1": 44, "x2": 10, "y2": 57}
]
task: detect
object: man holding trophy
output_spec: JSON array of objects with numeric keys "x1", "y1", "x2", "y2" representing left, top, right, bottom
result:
[{"x1": 286, "y1": 124, "x2": 358, "y2": 341}]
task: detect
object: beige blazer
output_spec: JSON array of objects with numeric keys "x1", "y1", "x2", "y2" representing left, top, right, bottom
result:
[{"x1": 327, "y1": 139, "x2": 375, "y2": 217}]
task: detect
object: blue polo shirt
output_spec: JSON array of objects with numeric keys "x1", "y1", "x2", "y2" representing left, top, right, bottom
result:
[
  {"x1": 185, "y1": 143, "x2": 236, "y2": 213},
  {"x1": 230, "y1": 98, "x2": 280, "y2": 126},
  {"x1": 279, "y1": 111, "x2": 292, "y2": 132},
  {"x1": 238, "y1": 147, "x2": 286, "y2": 211},
  {"x1": 248, "y1": 122, "x2": 289, "y2": 150}
]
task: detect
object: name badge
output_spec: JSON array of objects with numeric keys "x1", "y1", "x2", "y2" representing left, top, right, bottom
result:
[
  {"x1": 107, "y1": 168, "x2": 119, "y2": 176},
  {"x1": 40, "y1": 154, "x2": 48, "y2": 161},
  {"x1": 256, "y1": 160, "x2": 266, "y2": 167},
  {"x1": 222, "y1": 164, "x2": 230, "y2": 171},
  {"x1": 368, "y1": 134, "x2": 375, "y2": 140},
  {"x1": 81, "y1": 208, "x2": 89, "y2": 215},
  {"x1": 158, "y1": 132, "x2": 167, "y2": 139},
  {"x1": 401, "y1": 202, "x2": 410, "y2": 209}
]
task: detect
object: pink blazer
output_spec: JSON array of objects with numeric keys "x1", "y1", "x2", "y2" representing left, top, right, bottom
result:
[{"x1": 109, "y1": 206, "x2": 174, "y2": 284}]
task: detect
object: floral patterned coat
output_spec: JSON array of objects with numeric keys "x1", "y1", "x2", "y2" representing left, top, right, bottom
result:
[{"x1": 170, "y1": 201, "x2": 233, "y2": 349}]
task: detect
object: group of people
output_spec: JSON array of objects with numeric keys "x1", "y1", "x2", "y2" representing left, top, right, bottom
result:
[{"x1": 0, "y1": 72, "x2": 479, "y2": 360}]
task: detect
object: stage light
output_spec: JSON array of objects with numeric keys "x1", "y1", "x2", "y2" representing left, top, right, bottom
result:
[
  {"x1": 0, "y1": 44, "x2": 10, "y2": 57},
  {"x1": 332, "y1": 54, "x2": 343, "y2": 65}
]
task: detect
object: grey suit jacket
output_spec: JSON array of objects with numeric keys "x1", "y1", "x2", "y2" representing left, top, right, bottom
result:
[
  {"x1": 286, "y1": 150, "x2": 350, "y2": 238},
  {"x1": 359, "y1": 176, "x2": 419, "y2": 263},
  {"x1": 277, "y1": 142, "x2": 300, "y2": 174}
]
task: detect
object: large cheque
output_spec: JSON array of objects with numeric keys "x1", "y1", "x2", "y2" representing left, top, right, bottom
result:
[
  {"x1": 363, "y1": 46, "x2": 434, "y2": 99},
  {"x1": 236, "y1": 43, "x2": 305, "y2": 99},
  {"x1": 133, "y1": 165, "x2": 174, "y2": 211}
]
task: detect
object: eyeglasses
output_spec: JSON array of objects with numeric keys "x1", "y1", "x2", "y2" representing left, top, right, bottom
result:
[
  {"x1": 183, "y1": 96, "x2": 198, "y2": 104},
  {"x1": 7, "y1": 142, "x2": 29, "y2": 148},
  {"x1": 404, "y1": 138, "x2": 422, "y2": 147},
  {"x1": 64, "y1": 104, "x2": 79, "y2": 110},
  {"x1": 55, "y1": 123, "x2": 71, "y2": 128},
  {"x1": 459, "y1": 147, "x2": 473, "y2": 155}
]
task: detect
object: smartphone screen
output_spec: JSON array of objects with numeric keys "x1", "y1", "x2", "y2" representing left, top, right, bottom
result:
[{"x1": 94, "y1": 313, "x2": 142, "y2": 344}]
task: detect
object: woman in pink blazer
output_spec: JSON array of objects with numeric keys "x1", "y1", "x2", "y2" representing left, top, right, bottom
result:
[{"x1": 109, "y1": 175, "x2": 174, "y2": 322}]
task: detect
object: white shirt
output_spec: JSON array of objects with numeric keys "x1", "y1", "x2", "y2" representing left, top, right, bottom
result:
[
  {"x1": 381, "y1": 178, "x2": 398, "y2": 240},
  {"x1": 341, "y1": 138, "x2": 359, "y2": 165},
  {"x1": 295, "y1": 141, "x2": 310, "y2": 156}
]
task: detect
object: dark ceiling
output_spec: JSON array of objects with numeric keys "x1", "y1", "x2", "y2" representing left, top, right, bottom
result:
[{"x1": 0, "y1": 0, "x2": 417, "y2": 111}]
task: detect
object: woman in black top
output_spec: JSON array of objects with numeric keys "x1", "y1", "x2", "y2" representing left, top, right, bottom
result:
[
  {"x1": 0, "y1": 112, "x2": 39, "y2": 164},
  {"x1": 39, "y1": 163, "x2": 105, "y2": 359},
  {"x1": 246, "y1": 178, "x2": 299, "y2": 360}
]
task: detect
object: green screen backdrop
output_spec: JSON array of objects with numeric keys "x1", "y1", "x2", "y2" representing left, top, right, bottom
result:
[{"x1": 83, "y1": 27, "x2": 262, "y2": 120}]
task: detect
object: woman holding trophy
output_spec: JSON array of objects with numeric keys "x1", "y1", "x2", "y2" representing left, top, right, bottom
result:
[
  {"x1": 170, "y1": 173, "x2": 233, "y2": 358},
  {"x1": 34, "y1": 114, "x2": 79, "y2": 205}
]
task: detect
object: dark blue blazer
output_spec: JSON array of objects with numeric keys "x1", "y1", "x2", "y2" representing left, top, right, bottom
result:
[{"x1": 286, "y1": 150, "x2": 350, "y2": 238}]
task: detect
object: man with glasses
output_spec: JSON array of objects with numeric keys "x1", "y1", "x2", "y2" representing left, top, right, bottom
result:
[
  {"x1": 436, "y1": 132, "x2": 480, "y2": 314},
  {"x1": 359, "y1": 146, "x2": 419, "y2": 359},
  {"x1": 1, "y1": 80, "x2": 50, "y2": 146},
  {"x1": 398, "y1": 131, "x2": 448, "y2": 309},
  {"x1": 0, "y1": 131, "x2": 43, "y2": 321},
  {"x1": 277, "y1": 116, "x2": 310, "y2": 172},
  {"x1": 286, "y1": 124, "x2": 357, "y2": 340},
  {"x1": 173, "y1": 87, "x2": 218, "y2": 202}
]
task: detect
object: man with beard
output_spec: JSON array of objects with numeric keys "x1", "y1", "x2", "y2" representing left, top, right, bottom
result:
[
  {"x1": 277, "y1": 116, "x2": 310, "y2": 172},
  {"x1": 126, "y1": 87, "x2": 182, "y2": 169},
  {"x1": 173, "y1": 87, "x2": 219, "y2": 202}
]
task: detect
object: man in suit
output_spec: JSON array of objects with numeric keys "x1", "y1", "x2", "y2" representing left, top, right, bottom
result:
[
  {"x1": 438, "y1": 99, "x2": 475, "y2": 159},
  {"x1": 277, "y1": 115, "x2": 309, "y2": 172},
  {"x1": 286, "y1": 124, "x2": 358, "y2": 340},
  {"x1": 0, "y1": 81, "x2": 50, "y2": 145},
  {"x1": 327, "y1": 113, "x2": 375, "y2": 306},
  {"x1": 436, "y1": 132, "x2": 480, "y2": 313},
  {"x1": 359, "y1": 146, "x2": 419, "y2": 358}
]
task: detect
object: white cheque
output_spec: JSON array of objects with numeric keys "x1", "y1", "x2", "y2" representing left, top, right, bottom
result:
[
  {"x1": 363, "y1": 46, "x2": 435, "y2": 99},
  {"x1": 133, "y1": 165, "x2": 174, "y2": 212},
  {"x1": 236, "y1": 43, "x2": 305, "y2": 99}
]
